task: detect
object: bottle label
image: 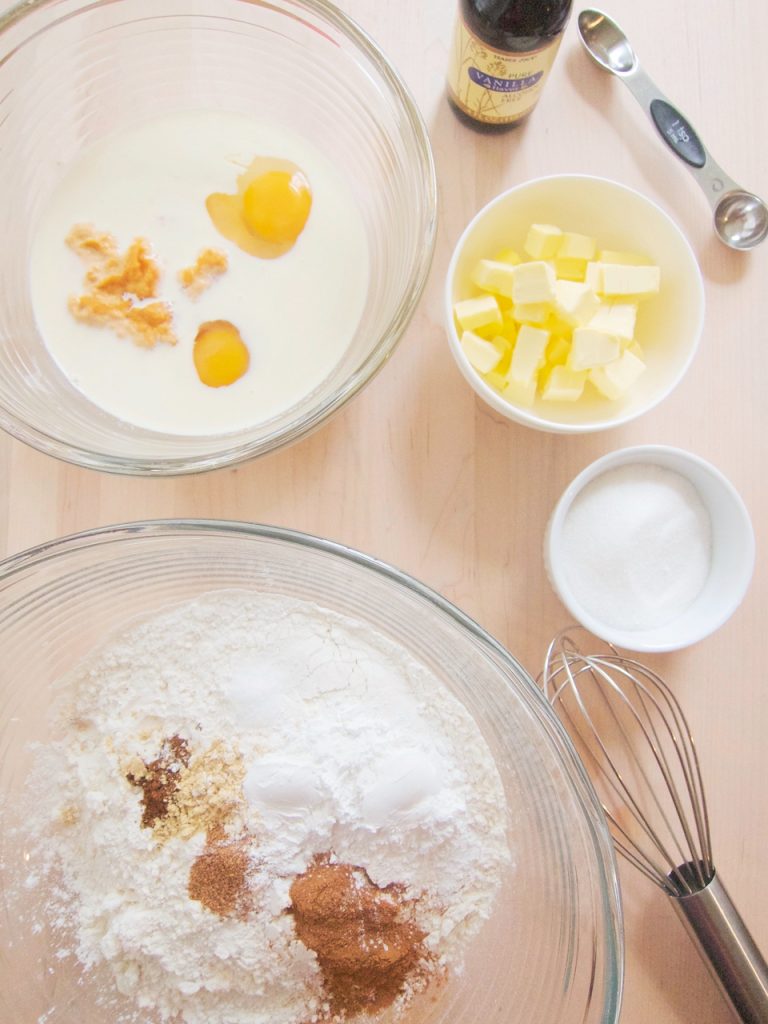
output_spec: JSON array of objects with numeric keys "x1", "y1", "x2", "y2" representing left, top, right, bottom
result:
[{"x1": 447, "y1": 18, "x2": 563, "y2": 124}]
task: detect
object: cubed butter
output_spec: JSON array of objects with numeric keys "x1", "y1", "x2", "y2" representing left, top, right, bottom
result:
[
  {"x1": 588, "y1": 301, "x2": 638, "y2": 341},
  {"x1": 512, "y1": 261, "x2": 556, "y2": 304},
  {"x1": 511, "y1": 302, "x2": 550, "y2": 324},
  {"x1": 489, "y1": 334, "x2": 513, "y2": 375},
  {"x1": 554, "y1": 257, "x2": 587, "y2": 281},
  {"x1": 625, "y1": 340, "x2": 644, "y2": 360},
  {"x1": 589, "y1": 350, "x2": 646, "y2": 399},
  {"x1": 524, "y1": 224, "x2": 562, "y2": 260},
  {"x1": 508, "y1": 324, "x2": 549, "y2": 384},
  {"x1": 503, "y1": 375, "x2": 537, "y2": 407},
  {"x1": 544, "y1": 334, "x2": 571, "y2": 368},
  {"x1": 483, "y1": 370, "x2": 507, "y2": 393},
  {"x1": 598, "y1": 249, "x2": 652, "y2": 265},
  {"x1": 554, "y1": 280, "x2": 600, "y2": 327},
  {"x1": 541, "y1": 365, "x2": 588, "y2": 402},
  {"x1": 460, "y1": 223, "x2": 658, "y2": 411},
  {"x1": 601, "y1": 263, "x2": 660, "y2": 297},
  {"x1": 460, "y1": 330, "x2": 503, "y2": 374},
  {"x1": 558, "y1": 232, "x2": 597, "y2": 261},
  {"x1": 569, "y1": 327, "x2": 621, "y2": 371},
  {"x1": 500, "y1": 309, "x2": 519, "y2": 338},
  {"x1": 493, "y1": 247, "x2": 522, "y2": 265},
  {"x1": 454, "y1": 294, "x2": 502, "y2": 332},
  {"x1": 545, "y1": 311, "x2": 573, "y2": 338},
  {"x1": 470, "y1": 259, "x2": 517, "y2": 298},
  {"x1": 585, "y1": 262, "x2": 603, "y2": 293}
]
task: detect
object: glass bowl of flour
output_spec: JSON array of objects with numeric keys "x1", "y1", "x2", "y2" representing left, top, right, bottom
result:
[
  {"x1": 0, "y1": 522, "x2": 622, "y2": 1024},
  {"x1": 0, "y1": 0, "x2": 436, "y2": 475}
]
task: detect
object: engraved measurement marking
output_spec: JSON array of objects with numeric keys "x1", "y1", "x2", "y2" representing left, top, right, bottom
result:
[{"x1": 666, "y1": 117, "x2": 691, "y2": 145}]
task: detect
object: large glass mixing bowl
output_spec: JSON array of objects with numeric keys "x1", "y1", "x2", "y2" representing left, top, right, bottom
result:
[
  {"x1": 0, "y1": 522, "x2": 622, "y2": 1024},
  {"x1": 0, "y1": 0, "x2": 436, "y2": 474}
]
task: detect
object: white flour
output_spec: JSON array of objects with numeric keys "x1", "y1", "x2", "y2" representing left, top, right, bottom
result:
[{"x1": 21, "y1": 592, "x2": 510, "y2": 1024}]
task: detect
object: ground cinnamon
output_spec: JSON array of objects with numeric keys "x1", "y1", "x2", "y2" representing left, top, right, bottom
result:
[
  {"x1": 188, "y1": 823, "x2": 253, "y2": 919},
  {"x1": 289, "y1": 853, "x2": 428, "y2": 1017}
]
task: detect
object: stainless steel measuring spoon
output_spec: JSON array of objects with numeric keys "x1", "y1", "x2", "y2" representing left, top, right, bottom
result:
[{"x1": 578, "y1": 8, "x2": 768, "y2": 251}]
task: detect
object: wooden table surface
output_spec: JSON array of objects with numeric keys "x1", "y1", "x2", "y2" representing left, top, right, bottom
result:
[{"x1": 1, "y1": 1, "x2": 766, "y2": 1022}]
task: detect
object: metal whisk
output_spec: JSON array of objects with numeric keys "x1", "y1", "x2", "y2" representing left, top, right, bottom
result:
[{"x1": 542, "y1": 627, "x2": 768, "y2": 1024}]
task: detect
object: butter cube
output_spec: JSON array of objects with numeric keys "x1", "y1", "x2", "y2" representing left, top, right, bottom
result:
[
  {"x1": 489, "y1": 334, "x2": 513, "y2": 375},
  {"x1": 461, "y1": 330, "x2": 503, "y2": 374},
  {"x1": 585, "y1": 261, "x2": 603, "y2": 293},
  {"x1": 545, "y1": 311, "x2": 573, "y2": 338},
  {"x1": 601, "y1": 263, "x2": 660, "y2": 297},
  {"x1": 558, "y1": 232, "x2": 597, "y2": 261},
  {"x1": 588, "y1": 301, "x2": 638, "y2": 341},
  {"x1": 503, "y1": 375, "x2": 537, "y2": 407},
  {"x1": 453, "y1": 295, "x2": 502, "y2": 332},
  {"x1": 493, "y1": 247, "x2": 522, "y2": 265},
  {"x1": 500, "y1": 310, "x2": 519, "y2": 339},
  {"x1": 598, "y1": 249, "x2": 652, "y2": 265},
  {"x1": 554, "y1": 257, "x2": 587, "y2": 281},
  {"x1": 589, "y1": 350, "x2": 646, "y2": 399},
  {"x1": 524, "y1": 224, "x2": 562, "y2": 260},
  {"x1": 479, "y1": 310, "x2": 517, "y2": 342},
  {"x1": 511, "y1": 302, "x2": 550, "y2": 324},
  {"x1": 542, "y1": 365, "x2": 588, "y2": 401},
  {"x1": 625, "y1": 340, "x2": 644, "y2": 360},
  {"x1": 544, "y1": 334, "x2": 571, "y2": 368},
  {"x1": 554, "y1": 280, "x2": 600, "y2": 327},
  {"x1": 512, "y1": 261, "x2": 556, "y2": 305},
  {"x1": 569, "y1": 327, "x2": 621, "y2": 371},
  {"x1": 470, "y1": 259, "x2": 517, "y2": 298},
  {"x1": 483, "y1": 370, "x2": 507, "y2": 392},
  {"x1": 508, "y1": 324, "x2": 549, "y2": 384}
]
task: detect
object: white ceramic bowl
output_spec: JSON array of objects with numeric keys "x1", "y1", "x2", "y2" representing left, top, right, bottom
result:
[
  {"x1": 445, "y1": 175, "x2": 704, "y2": 433},
  {"x1": 544, "y1": 446, "x2": 755, "y2": 652}
]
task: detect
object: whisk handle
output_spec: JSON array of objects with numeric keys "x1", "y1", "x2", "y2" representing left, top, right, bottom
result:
[{"x1": 670, "y1": 869, "x2": 768, "y2": 1024}]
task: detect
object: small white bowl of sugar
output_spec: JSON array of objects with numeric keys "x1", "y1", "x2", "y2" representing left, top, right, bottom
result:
[{"x1": 545, "y1": 445, "x2": 755, "y2": 652}]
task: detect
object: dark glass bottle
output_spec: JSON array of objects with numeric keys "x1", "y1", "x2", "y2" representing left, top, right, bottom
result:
[{"x1": 447, "y1": 0, "x2": 573, "y2": 132}]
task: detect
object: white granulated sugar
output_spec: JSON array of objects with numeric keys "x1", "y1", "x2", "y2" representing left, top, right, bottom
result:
[
  {"x1": 561, "y1": 463, "x2": 712, "y2": 631},
  {"x1": 18, "y1": 591, "x2": 510, "y2": 1024}
]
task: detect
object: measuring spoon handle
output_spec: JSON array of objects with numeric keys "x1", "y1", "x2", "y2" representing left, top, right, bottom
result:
[{"x1": 620, "y1": 65, "x2": 741, "y2": 210}]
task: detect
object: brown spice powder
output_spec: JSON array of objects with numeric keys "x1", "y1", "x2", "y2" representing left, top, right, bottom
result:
[
  {"x1": 124, "y1": 737, "x2": 246, "y2": 843},
  {"x1": 289, "y1": 853, "x2": 429, "y2": 1017},
  {"x1": 152, "y1": 738, "x2": 246, "y2": 843},
  {"x1": 66, "y1": 223, "x2": 176, "y2": 347},
  {"x1": 178, "y1": 247, "x2": 229, "y2": 297},
  {"x1": 188, "y1": 823, "x2": 254, "y2": 919},
  {"x1": 126, "y1": 734, "x2": 190, "y2": 829}
]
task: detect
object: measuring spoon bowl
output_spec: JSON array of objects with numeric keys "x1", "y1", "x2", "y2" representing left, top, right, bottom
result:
[
  {"x1": 577, "y1": 9, "x2": 636, "y2": 74},
  {"x1": 714, "y1": 191, "x2": 768, "y2": 251}
]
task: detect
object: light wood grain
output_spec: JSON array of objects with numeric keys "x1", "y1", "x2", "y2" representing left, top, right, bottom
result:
[{"x1": 1, "y1": 1, "x2": 767, "y2": 1021}]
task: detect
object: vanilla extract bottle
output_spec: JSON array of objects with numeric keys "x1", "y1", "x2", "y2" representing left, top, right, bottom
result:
[{"x1": 447, "y1": 0, "x2": 573, "y2": 131}]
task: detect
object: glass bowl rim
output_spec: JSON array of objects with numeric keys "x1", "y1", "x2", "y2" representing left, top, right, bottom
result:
[
  {"x1": 0, "y1": 517, "x2": 624, "y2": 1022},
  {"x1": 0, "y1": 0, "x2": 438, "y2": 477}
]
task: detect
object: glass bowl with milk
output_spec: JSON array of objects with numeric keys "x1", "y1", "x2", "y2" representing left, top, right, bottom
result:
[{"x1": 0, "y1": 0, "x2": 436, "y2": 474}]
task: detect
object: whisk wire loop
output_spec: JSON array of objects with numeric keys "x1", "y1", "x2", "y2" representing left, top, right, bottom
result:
[{"x1": 542, "y1": 629, "x2": 714, "y2": 896}]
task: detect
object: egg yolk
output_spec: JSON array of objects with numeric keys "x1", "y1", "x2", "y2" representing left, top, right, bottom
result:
[
  {"x1": 206, "y1": 156, "x2": 312, "y2": 259},
  {"x1": 242, "y1": 171, "x2": 312, "y2": 246},
  {"x1": 193, "y1": 320, "x2": 249, "y2": 388}
]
